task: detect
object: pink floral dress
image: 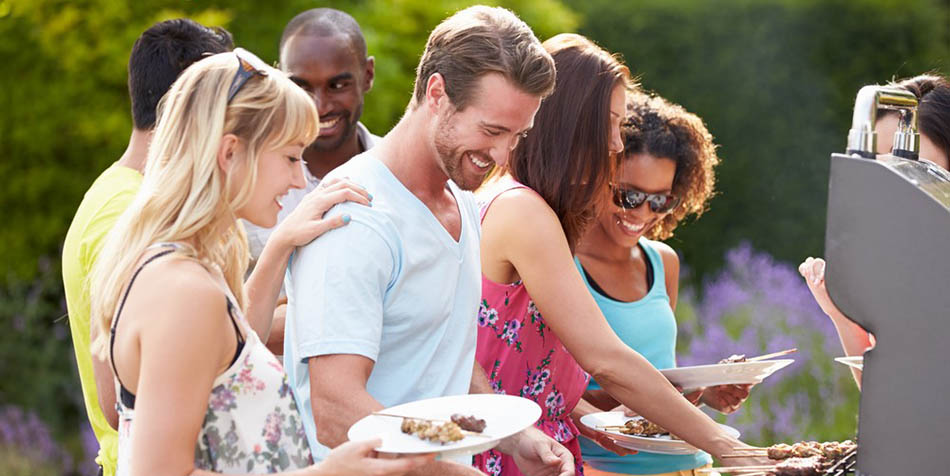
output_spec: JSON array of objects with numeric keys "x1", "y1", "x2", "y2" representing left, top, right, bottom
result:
[{"x1": 473, "y1": 180, "x2": 590, "y2": 476}]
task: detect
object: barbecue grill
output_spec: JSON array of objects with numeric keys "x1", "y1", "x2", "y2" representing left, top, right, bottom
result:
[{"x1": 823, "y1": 85, "x2": 950, "y2": 475}]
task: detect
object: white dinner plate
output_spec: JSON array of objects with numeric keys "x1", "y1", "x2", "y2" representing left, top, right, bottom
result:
[
  {"x1": 659, "y1": 359, "x2": 795, "y2": 391},
  {"x1": 579, "y1": 411, "x2": 740, "y2": 455},
  {"x1": 347, "y1": 394, "x2": 541, "y2": 459},
  {"x1": 835, "y1": 356, "x2": 864, "y2": 370}
]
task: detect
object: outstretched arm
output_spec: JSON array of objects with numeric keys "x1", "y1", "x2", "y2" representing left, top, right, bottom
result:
[
  {"x1": 480, "y1": 190, "x2": 759, "y2": 462},
  {"x1": 799, "y1": 257, "x2": 873, "y2": 388}
]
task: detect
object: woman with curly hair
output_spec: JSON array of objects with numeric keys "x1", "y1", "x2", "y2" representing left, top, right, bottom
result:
[{"x1": 573, "y1": 93, "x2": 750, "y2": 476}]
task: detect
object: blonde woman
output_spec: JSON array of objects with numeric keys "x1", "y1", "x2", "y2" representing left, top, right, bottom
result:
[{"x1": 89, "y1": 49, "x2": 430, "y2": 476}]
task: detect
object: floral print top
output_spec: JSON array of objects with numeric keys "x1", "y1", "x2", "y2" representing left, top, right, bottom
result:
[
  {"x1": 116, "y1": 310, "x2": 312, "y2": 474},
  {"x1": 473, "y1": 179, "x2": 591, "y2": 476}
]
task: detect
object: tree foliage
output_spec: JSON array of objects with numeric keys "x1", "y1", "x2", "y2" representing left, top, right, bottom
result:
[
  {"x1": 569, "y1": 0, "x2": 950, "y2": 281},
  {"x1": 0, "y1": 0, "x2": 577, "y2": 282}
]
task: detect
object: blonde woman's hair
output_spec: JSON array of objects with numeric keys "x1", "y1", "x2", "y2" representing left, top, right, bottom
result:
[{"x1": 90, "y1": 51, "x2": 318, "y2": 358}]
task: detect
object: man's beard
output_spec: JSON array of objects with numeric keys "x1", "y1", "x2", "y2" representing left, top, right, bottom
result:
[{"x1": 434, "y1": 115, "x2": 485, "y2": 191}]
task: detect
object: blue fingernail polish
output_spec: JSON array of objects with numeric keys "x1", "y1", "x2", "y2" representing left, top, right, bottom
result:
[
  {"x1": 343, "y1": 214, "x2": 351, "y2": 224},
  {"x1": 368, "y1": 192, "x2": 374, "y2": 200}
]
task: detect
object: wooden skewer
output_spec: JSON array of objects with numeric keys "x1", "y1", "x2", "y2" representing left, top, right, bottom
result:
[
  {"x1": 373, "y1": 412, "x2": 447, "y2": 422},
  {"x1": 721, "y1": 453, "x2": 768, "y2": 458},
  {"x1": 746, "y1": 348, "x2": 798, "y2": 362},
  {"x1": 702, "y1": 466, "x2": 777, "y2": 472}
]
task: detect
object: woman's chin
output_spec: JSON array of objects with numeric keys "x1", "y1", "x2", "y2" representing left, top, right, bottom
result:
[{"x1": 239, "y1": 210, "x2": 278, "y2": 229}]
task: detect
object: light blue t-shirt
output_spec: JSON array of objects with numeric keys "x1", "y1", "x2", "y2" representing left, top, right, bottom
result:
[
  {"x1": 283, "y1": 153, "x2": 480, "y2": 459},
  {"x1": 576, "y1": 238, "x2": 712, "y2": 474}
]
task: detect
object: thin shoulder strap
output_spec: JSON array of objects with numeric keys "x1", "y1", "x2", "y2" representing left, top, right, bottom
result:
[
  {"x1": 479, "y1": 179, "x2": 533, "y2": 224},
  {"x1": 109, "y1": 246, "x2": 178, "y2": 384}
]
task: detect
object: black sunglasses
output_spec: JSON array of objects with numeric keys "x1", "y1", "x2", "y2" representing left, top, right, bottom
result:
[
  {"x1": 226, "y1": 48, "x2": 269, "y2": 104},
  {"x1": 612, "y1": 186, "x2": 680, "y2": 213}
]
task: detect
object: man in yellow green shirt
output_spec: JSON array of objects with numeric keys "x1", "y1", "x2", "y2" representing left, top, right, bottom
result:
[{"x1": 61, "y1": 19, "x2": 232, "y2": 476}]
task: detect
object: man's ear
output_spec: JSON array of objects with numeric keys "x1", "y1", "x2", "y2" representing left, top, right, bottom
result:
[
  {"x1": 425, "y1": 72, "x2": 449, "y2": 114},
  {"x1": 362, "y1": 56, "x2": 375, "y2": 93},
  {"x1": 216, "y1": 134, "x2": 242, "y2": 174}
]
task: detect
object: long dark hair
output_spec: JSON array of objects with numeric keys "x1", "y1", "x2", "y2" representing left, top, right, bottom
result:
[{"x1": 507, "y1": 33, "x2": 633, "y2": 250}]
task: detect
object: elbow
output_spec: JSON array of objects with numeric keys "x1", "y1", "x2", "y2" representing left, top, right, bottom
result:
[
  {"x1": 584, "y1": 347, "x2": 627, "y2": 391},
  {"x1": 312, "y1": 390, "x2": 346, "y2": 448},
  {"x1": 583, "y1": 345, "x2": 651, "y2": 399}
]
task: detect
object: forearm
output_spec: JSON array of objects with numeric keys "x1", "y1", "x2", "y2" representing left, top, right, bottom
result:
[
  {"x1": 243, "y1": 233, "x2": 293, "y2": 342},
  {"x1": 571, "y1": 397, "x2": 605, "y2": 421},
  {"x1": 595, "y1": 347, "x2": 740, "y2": 457},
  {"x1": 828, "y1": 313, "x2": 873, "y2": 358},
  {"x1": 469, "y1": 362, "x2": 493, "y2": 394},
  {"x1": 312, "y1": 387, "x2": 384, "y2": 448}
]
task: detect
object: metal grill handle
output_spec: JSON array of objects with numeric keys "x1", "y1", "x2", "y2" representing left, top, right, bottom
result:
[{"x1": 846, "y1": 85, "x2": 919, "y2": 160}]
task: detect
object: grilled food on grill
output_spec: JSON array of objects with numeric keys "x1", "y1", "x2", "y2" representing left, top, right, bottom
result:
[
  {"x1": 768, "y1": 456, "x2": 823, "y2": 476},
  {"x1": 767, "y1": 440, "x2": 856, "y2": 460},
  {"x1": 718, "y1": 354, "x2": 748, "y2": 364},
  {"x1": 400, "y1": 418, "x2": 464, "y2": 444},
  {"x1": 450, "y1": 413, "x2": 486, "y2": 433}
]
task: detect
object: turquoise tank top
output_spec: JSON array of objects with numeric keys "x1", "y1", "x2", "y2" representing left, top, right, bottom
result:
[{"x1": 576, "y1": 238, "x2": 711, "y2": 474}]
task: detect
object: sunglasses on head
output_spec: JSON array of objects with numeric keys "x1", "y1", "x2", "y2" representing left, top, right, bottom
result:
[
  {"x1": 226, "y1": 48, "x2": 269, "y2": 104},
  {"x1": 611, "y1": 185, "x2": 680, "y2": 213}
]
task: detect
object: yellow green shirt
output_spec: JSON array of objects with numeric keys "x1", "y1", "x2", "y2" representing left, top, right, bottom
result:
[{"x1": 62, "y1": 163, "x2": 142, "y2": 476}]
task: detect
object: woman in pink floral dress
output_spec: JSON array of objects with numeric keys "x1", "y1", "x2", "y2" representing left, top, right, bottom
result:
[{"x1": 473, "y1": 34, "x2": 765, "y2": 476}]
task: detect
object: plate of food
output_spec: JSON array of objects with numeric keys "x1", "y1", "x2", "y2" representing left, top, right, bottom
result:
[
  {"x1": 659, "y1": 356, "x2": 795, "y2": 391},
  {"x1": 347, "y1": 394, "x2": 541, "y2": 459},
  {"x1": 834, "y1": 356, "x2": 864, "y2": 370},
  {"x1": 579, "y1": 411, "x2": 740, "y2": 455}
]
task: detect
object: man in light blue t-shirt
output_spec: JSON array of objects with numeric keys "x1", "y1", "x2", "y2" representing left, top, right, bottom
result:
[{"x1": 285, "y1": 6, "x2": 576, "y2": 475}]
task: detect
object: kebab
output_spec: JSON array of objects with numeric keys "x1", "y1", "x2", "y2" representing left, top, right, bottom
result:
[
  {"x1": 400, "y1": 417, "x2": 465, "y2": 444},
  {"x1": 451, "y1": 413, "x2": 487, "y2": 433},
  {"x1": 726, "y1": 440, "x2": 856, "y2": 460},
  {"x1": 768, "y1": 456, "x2": 828, "y2": 476},
  {"x1": 765, "y1": 441, "x2": 855, "y2": 460},
  {"x1": 598, "y1": 418, "x2": 680, "y2": 439},
  {"x1": 705, "y1": 456, "x2": 832, "y2": 476}
]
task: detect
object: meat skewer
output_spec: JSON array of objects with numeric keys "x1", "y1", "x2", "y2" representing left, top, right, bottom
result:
[
  {"x1": 372, "y1": 412, "x2": 493, "y2": 439},
  {"x1": 597, "y1": 419, "x2": 678, "y2": 438},
  {"x1": 451, "y1": 413, "x2": 486, "y2": 433},
  {"x1": 400, "y1": 418, "x2": 464, "y2": 444},
  {"x1": 711, "y1": 445, "x2": 856, "y2": 475},
  {"x1": 717, "y1": 348, "x2": 798, "y2": 364},
  {"x1": 723, "y1": 440, "x2": 856, "y2": 460}
]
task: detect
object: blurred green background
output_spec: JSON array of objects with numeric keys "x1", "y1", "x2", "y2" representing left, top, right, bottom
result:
[{"x1": 1, "y1": 0, "x2": 947, "y2": 473}]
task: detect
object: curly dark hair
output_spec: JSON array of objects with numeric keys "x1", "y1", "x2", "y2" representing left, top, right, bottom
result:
[{"x1": 623, "y1": 92, "x2": 720, "y2": 240}]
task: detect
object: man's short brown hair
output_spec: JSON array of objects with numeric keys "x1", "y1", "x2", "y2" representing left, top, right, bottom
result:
[{"x1": 412, "y1": 6, "x2": 555, "y2": 110}]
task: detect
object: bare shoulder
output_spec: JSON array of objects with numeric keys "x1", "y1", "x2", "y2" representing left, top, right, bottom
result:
[
  {"x1": 125, "y1": 255, "x2": 230, "y2": 337},
  {"x1": 482, "y1": 187, "x2": 560, "y2": 232},
  {"x1": 650, "y1": 240, "x2": 680, "y2": 266}
]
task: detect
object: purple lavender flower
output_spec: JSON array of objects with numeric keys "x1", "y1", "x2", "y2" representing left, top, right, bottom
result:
[{"x1": 676, "y1": 243, "x2": 861, "y2": 444}]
